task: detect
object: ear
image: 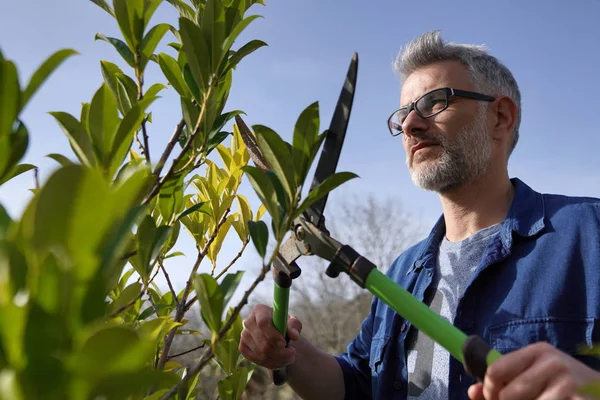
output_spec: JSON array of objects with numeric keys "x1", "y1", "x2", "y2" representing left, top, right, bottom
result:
[{"x1": 491, "y1": 96, "x2": 518, "y2": 140}]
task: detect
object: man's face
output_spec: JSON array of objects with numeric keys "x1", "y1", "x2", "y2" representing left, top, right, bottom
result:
[{"x1": 400, "y1": 61, "x2": 493, "y2": 193}]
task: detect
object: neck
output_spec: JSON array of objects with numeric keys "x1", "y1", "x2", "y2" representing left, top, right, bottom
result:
[{"x1": 439, "y1": 167, "x2": 514, "y2": 242}]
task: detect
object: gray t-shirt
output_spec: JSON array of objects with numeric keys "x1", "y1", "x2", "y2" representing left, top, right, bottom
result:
[{"x1": 406, "y1": 223, "x2": 502, "y2": 399}]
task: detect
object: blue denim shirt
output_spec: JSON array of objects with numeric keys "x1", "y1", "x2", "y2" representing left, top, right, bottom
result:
[{"x1": 335, "y1": 178, "x2": 600, "y2": 400}]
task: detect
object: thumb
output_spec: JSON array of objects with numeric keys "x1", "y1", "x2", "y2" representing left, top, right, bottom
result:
[
  {"x1": 468, "y1": 383, "x2": 484, "y2": 400},
  {"x1": 287, "y1": 315, "x2": 303, "y2": 341}
]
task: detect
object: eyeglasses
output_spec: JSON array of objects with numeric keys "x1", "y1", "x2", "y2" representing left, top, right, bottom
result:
[{"x1": 387, "y1": 87, "x2": 496, "y2": 136}]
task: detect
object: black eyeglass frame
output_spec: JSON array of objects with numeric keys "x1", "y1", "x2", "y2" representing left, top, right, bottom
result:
[{"x1": 387, "y1": 87, "x2": 496, "y2": 136}]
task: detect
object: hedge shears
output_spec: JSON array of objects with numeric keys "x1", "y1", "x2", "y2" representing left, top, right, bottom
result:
[{"x1": 236, "y1": 52, "x2": 502, "y2": 387}]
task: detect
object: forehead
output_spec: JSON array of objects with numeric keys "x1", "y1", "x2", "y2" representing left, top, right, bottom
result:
[{"x1": 400, "y1": 60, "x2": 474, "y2": 106}]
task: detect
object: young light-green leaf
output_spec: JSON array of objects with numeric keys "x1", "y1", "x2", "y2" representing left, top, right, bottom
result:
[
  {"x1": 222, "y1": 15, "x2": 262, "y2": 54},
  {"x1": 293, "y1": 172, "x2": 359, "y2": 220},
  {"x1": 46, "y1": 153, "x2": 73, "y2": 167},
  {"x1": 21, "y1": 49, "x2": 78, "y2": 111},
  {"x1": 242, "y1": 166, "x2": 280, "y2": 230},
  {"x1": 247, "y1": 220, "x2": 267, "y2": 258},
  {"x1": 89, "y1": 83, "x2": 121, "y2": 167},
  {"x1": 95, "y1": 33, "x2": 135, "y2": 67},
  {"x1": 194, "y1": 273, "x2": 223, "y2": 333}
]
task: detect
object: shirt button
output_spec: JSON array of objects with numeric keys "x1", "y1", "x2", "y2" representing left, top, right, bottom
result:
[
  {"x1": 400, "y1": 323, "x2": 407, "y2": 332},
  {"x1": 427, "y1": 270, "x2": 432, "y2": 277},
  {"x1": 393, "y1": 380, "x2": 403, "y2": 391},
  {"x1": 458, "y1": 374, "x2": 463, "y2": 383}
]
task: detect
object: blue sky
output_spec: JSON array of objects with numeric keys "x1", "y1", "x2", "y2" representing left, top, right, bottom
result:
[{"x1": 1, "y1": 0, "x2": 599, "y2": 297}]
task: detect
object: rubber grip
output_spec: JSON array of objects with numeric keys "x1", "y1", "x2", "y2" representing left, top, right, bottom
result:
[
  {"x1": 272, "y1": 367, "x2": 288, "y2": 386},
  {"x1": 462, "y1": 335, "x2": 493, "y2": 381}
]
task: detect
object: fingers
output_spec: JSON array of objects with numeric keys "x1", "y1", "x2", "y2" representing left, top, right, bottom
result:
[
  {"x1": 239, "y1": 304, "x2": 300, "y2": 369},
  {"x1": 287, "y1": 315, "x2": 303, "y2": 341},
  {"x1": 468, "y1": 383, "x2": 484, "y2": 400}
]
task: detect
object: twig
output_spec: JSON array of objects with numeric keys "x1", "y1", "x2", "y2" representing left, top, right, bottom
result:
[
  {"x1": 33, "y1": 167, "x2": 40, "y2": 190},
  {"x1": 160, "y1": 259, "x2": 179, "y2": 306},
  {"x1": 154, "y1": 118, "x2": 186, "y2": 179},
  {"x1": 155, "y1": 207, "x2": 232, "y2": 369},
  {"x1": 167, "y1": 342, "x2": 206, "y2": 360},
  {"x1": 215, "y1": 240, "x2": 249, "y2": 281}
]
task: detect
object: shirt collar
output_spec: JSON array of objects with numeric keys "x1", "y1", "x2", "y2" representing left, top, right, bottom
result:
[{"x1": 409, "y1": 178, "x2": 546, "y2": 273}]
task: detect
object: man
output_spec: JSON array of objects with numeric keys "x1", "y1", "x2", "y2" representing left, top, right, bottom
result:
[{"x1": 239, "y1": 31, "x2": 600, "y2": 399}]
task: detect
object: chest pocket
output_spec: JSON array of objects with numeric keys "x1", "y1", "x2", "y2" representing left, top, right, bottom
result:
[
  {"x1": 369, "y1": 336, "x2": 390, "y2": 374},
  {"x1": 486, "y1": 317, "x2": 600, "y2": 368}
]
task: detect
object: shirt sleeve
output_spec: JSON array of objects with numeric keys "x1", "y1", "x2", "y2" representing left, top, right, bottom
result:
[{"x1": 333, "y1": 296, "x2": 378, "y2": 400}]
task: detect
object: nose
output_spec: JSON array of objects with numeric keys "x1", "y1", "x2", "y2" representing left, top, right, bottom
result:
[{"x1": 401, "y1": 109, "x2": 429, "y2": 138}]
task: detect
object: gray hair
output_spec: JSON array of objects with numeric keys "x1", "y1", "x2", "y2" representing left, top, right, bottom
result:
[{"x1": 393, "y1": 31, "x2": 521, "y2": 157}]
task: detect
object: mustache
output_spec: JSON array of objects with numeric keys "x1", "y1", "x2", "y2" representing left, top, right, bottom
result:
[{"x1": 406, "y1": 133, "x2": 444, "y2": 148}]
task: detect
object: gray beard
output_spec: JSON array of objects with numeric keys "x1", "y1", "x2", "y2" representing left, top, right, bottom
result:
[{"x1": 406, "y1": 109, "x2": 492, "y2": 193}]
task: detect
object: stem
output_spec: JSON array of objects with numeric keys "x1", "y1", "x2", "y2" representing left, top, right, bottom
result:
[
  {"x1": 136, "y1": 71, "x2": 151, "y2": 165},
  {"x1": 155, "y1": 207, "x2": 232, "y2": 370},
  {"x1": 108, "y1": 289, "x2": 145, "y2": 319},
  {"x1": 154, "y1": 118, "x2": 186, "y2": 178},
  {"x1": 144, "y1": 84, "x2": 216, "y2": 205},
  {"x1": 34, "y1": 167, "x2": 40, "y2": 190}
]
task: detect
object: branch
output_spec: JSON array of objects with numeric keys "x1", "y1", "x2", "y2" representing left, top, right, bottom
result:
[
  {"x1": 154, "y1": 118, "x2": 185, "y2": 179},
  {"x1": 159, "y1": 261, "x2": 273, "y2": 400},
  {"x1": 34, "y1": 167, "x2": 40, "y2": 190},
  {"x1": 167, "y1": 342, "x2": 206, "y2": 360},
  {"x1": 156, "y1": 207, "x2": 232, "y2": 369},
  {"x1": 107, "y1": 289, "x2": 145, "y2": 319},
  {"x1": 143, "y1": 83, "x2": 216, "y2": 205},
  {"x1": 160, "y1": 259, "x2": 179, "y2": 307},
  {"x1": 215, "y1": 239, "x2": 248, "y2": 281}
]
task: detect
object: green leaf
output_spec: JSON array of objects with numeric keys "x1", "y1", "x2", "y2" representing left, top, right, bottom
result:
[
  {"x1": 137, "y1": 216, "x2": 172, "y2": 281},
  {"x1": 109, "y1": 282, "x2": 142, "y2": 313},
  {"x1": 90, "y1": 368, "x2": 179, "y2": 399},
  {"x1": 165, "y1": 251, "x2": 184, "y2": 259},
  {"x1": 228, "y1": 39, "x2": 266, "y2": 70},
  {"x1": 0, "y1": 163, "x2": 35, "y2": 186},
  {"x1": 183, "y1": 64, "x2": 201, "y2": 103},
  {"x1": 158, "y1": 53, "x2": 190, "y2": 98},
  {"x1": 90, "y1": 83, "x2": 120, "y2": 165},
  {"x1": 46, "y1": 153, "x2": 73, "y2": 167},
  {"x1": 140, "y1": 23, "x2": 171, "y2": 71},
  {"x1": 100, "y1": 61, "x2": 138, "y2": 115},
  {"x1": 292, "y1": 101, "x2": 320, "y2": 185},
  {"x1": 143, "y1": 0, "x2": 163, "y2": 26},
  {"x1": 220, "y1": 271, "x2": 243, "y2": 306},
  {"x1": 179, "y1": 17, "x2": 210, "y2": 92},
  {"x1": 21, "y1": 49, "x2": 78, "y2": 111},
  {"x1": 293, "y1": 172, "x2": 359, "y2": 219},
  {"x1": 217, "y1": 366, "x2": 251, "y2": 400},
  {"x1": 247, "y1": 220, "x2": 267, "y2": 258},
  {"x1": 253, "y1": 124, "x2": 294, "y2": 203},
  {"x1": 0, "y1": 58, "x2": 19, "y2": 139},
  {"x1": 0, "y1": 121, "x2": 29, "y2": 180},
  {"x1": 95, "y1": 33, "x2": 135, "y2": 67},
  {"x1": 116, "y1": 76, "x2": 133, "y2": 114},
  {"x1": 113, "y1": 0, "x2": 145, "y2": 50},
  {"x1": 91, "y1": 0, "x2": 116, "y2": 17},
  {"x1": 194, "y1": 273, "x2": 223, "y2": 332},
  {"x1": 222, "y1": 15, "x2": 262, "y2": 54},
  {"x1": 207, "y1": 131, "x2": 231, "y2": 155},
  {"x1": 214, "y1": 311, "x2": 242, "y2": 375},
  {"x1": 166, "y1": 0, "x2": 195, "y2": 19},
  {"x1": 158, "y1": 173, "x2": 185, "y2": 223},
  {"x1": 48, "y1": 112, "x2": 95, "y2": 167},
  {"x1": 242, "y1": 166, "x2": 282, "y2": 234},
  {"x1": 204, "y1": 0, "x2": 226, "y2": 71},
  {"x1": 178, "y1": 201, "x2": 210, "y2": 220}
]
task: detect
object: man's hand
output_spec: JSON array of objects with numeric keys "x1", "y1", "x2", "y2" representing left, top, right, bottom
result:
[
  {"x1": 468, "y1": 342, "x2": 600, "y2": 400},
  {"x1": 239, "y1": 304, "x2": 303, "y2": 370}
]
